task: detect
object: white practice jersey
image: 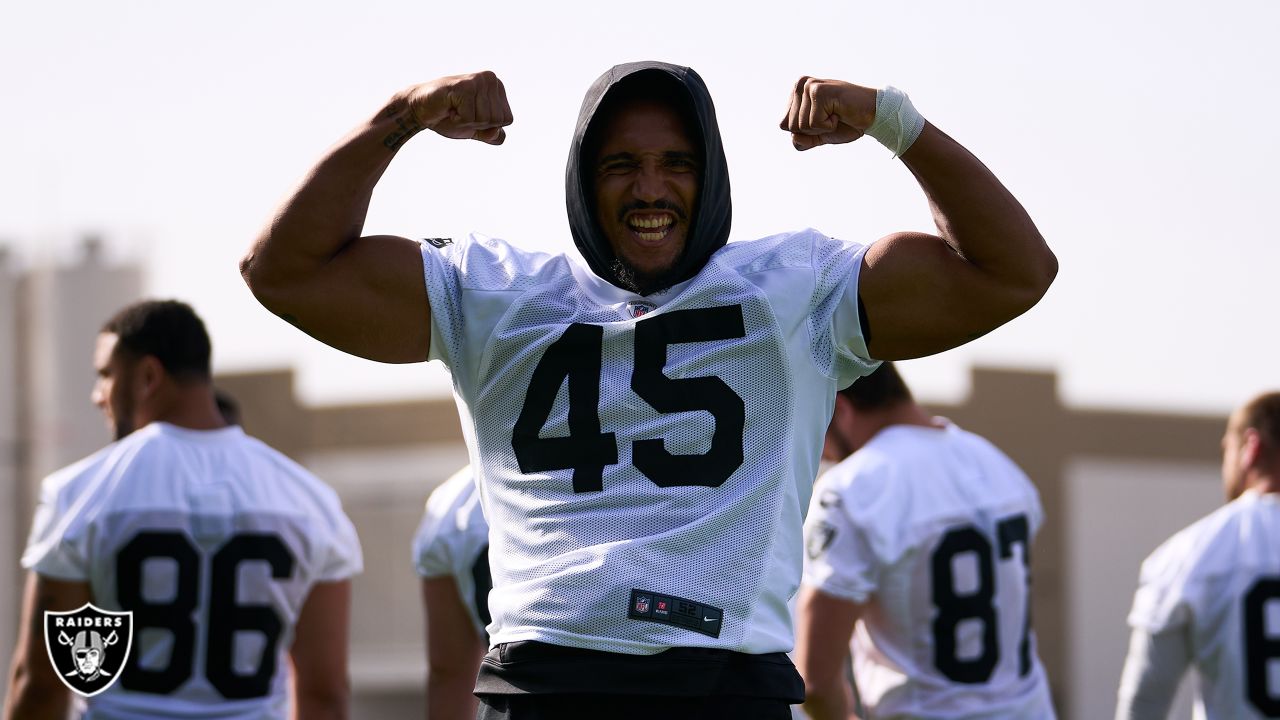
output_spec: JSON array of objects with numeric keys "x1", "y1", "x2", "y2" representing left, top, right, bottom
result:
[
  {"x1": 421, "y1": 229, "x2": 877, "y2": 655},
  {"x1": 412, "y1": 466, "x2": 492, "y2": 638},
  {"x1": 22, "y1": 422, "x2": 363, "y2": 720},
  {"x1": 1128, "y1": 489, "x2": 1280, "y2": 719},
  {"x1": 802, "y1": 422, "x2": 1055, "y2": 719}
]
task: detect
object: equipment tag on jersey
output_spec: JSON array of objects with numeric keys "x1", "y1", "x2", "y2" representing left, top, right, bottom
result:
[
  {"x1": 423, "y1": 237, "x2": 454, "y2": 249},
  {"x1": 628, "y1": 589, "x2": 723, "y2": 638}
]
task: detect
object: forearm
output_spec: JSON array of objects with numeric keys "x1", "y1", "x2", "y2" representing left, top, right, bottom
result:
[
  {"x1": 801, "y1": 678, "x2": 851, "y2": 720},
  {"x1": 3, "y1": 666, "x2": 70, "y2": 720},
  {"x1": 899, "y1": 121, "x2": 1056, "y2": 299},
  {"x1": 426, "y1": 668, "x2": 479, "y2": 720},
  {"x1": 292, "y1": 685, "x2": 350, "y2": 720},
  {"x1": 242, "y1": 94, "x2": 414, "y2": 299}
]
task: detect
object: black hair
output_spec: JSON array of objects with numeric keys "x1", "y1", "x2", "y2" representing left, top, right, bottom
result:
[
  {"x1": 837, "y1": 362, "x2": 913, "y2": 412},
  {"x1": 101, "y1": 299, "x2": 212, "y2": 383}
]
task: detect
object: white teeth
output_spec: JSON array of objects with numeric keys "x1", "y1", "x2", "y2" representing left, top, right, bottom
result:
[{"x1": 628, "y1": 215, "x2": 673, "y2": 230}]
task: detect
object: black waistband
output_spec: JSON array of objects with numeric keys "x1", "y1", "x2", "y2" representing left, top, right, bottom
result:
[{"x1": 474, "y1": 641, "x2": 804, "y2": 701}]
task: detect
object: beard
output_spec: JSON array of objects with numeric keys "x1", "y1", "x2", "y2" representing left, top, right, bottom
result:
[{"x1": 609, "y1": 258, "x2": 680, "y2": 297}]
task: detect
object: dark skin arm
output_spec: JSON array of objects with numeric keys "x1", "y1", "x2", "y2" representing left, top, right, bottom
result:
[
  {"x1": 782, "y1": 77, "x2": 1057, "y2": 360},
  {"x1": 240, "y1": 72, "x2": 513, "y2": 363},
  {"x1": 3, "y1": 574, "x2": 91, "y2": 720}
]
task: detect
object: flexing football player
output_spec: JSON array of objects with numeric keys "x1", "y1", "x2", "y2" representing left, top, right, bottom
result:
[{"x1": 242, "y1": 62, "x2": 1056, "y2": 717}]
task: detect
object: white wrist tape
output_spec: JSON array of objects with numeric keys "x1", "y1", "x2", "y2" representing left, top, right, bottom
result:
[{"x1": 865, "y1": 86, "x2": 925, "y2": 158}]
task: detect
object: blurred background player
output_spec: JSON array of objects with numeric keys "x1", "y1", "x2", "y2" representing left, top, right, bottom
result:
[
  {"x1": 412, "y1": 465, "x2": 491, "y2": 720},
  {"x1": 1116, "y1": 392, "x2": 1280, "y2": 719},
  {"x1": 796, "y1": 362, "x2": 1055, "y2": 719},
  {"x1": 3, "y1": 299, "x2": 363, "y2": 720}
]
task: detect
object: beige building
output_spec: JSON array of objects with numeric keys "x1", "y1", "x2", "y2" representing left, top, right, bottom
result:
[{"x1": 1, "y1": 243, "x2": 1234, "y2": 718}]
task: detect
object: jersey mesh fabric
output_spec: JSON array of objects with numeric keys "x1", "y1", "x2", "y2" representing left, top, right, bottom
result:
[
  {"x1": 1128, "y1": 490, "x2": 1280, "y2": 718},
  {"x1": 22, "y1": 422, "x2": 362, "y2": 720},
  {"x1": 421, "y1": 230, "x2": 876, "y2": 656}
]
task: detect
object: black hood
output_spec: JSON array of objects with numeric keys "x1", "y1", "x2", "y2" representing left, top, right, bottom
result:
[{"x1": 565, "y1": 61, "x2": 732, "y2": 295}]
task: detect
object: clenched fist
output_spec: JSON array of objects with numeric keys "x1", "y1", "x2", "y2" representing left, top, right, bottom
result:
[
  {"x1": 779, "y1": 77, "x2": 877, "y2": 151},
  {"x1": 385, "y1": 71, "x2": 514, "y2": 148}
]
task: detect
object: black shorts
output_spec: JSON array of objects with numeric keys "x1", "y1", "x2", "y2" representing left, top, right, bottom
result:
[
  {"x1": 476, "y1": 693, "x2": 794, "y2": 720},
  {"x1": 474, "y1": 640, "x2": 804, "y2": 718}
]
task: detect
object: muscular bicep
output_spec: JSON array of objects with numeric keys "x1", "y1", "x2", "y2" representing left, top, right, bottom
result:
[
  {"x1": 859, "y1": 232, "x2": 1047, "y2": 360},
  {"x1": 244, "y1": 234, "x2": 431, "y2": 364}
]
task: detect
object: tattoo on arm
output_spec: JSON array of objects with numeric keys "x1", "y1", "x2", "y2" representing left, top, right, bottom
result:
[{"x1": 382, "y1": 102, "x2": 423, "y2": 151}]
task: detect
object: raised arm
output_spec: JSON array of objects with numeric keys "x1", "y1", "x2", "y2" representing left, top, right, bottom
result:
[
  {"x1": 240, "y1": 72, "x2": 513, "y2": 363},
  {"x1": 781, "y1": 78, "x2": 1057, "y2": 360}
]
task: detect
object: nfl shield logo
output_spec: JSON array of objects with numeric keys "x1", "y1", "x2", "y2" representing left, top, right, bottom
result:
[
  {"x1": 44, "y1": 604, "x2": 133, "y2": 697},
  {"x1": 625, "y1": 300, "x2": 656, "y2": 318},
  {"x1": 635, "y1": 595, "x2": 651, "y2": 614}
]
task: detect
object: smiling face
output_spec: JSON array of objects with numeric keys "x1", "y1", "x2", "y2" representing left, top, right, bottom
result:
[{"x1": 593, "y1": 99, "x2": 700, "y2": 289}]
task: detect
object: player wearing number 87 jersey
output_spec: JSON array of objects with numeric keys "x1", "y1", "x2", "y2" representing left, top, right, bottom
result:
[
  {"x1": 1117, "y1": 392, "x2": 1280, "y2": 719},
  {"x1": 3, "y1": 300, "x2": 362, "y2": 720},
  {"x1": 797, "y1": 363, "x2": 1055, "y2": 719}
]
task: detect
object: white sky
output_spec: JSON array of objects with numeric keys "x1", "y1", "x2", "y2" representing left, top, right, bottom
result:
[{"x1": 4, "y1": 0, "x2": 1277, "y2": 414}]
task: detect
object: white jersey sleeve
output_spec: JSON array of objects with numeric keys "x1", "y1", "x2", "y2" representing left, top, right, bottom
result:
[
  {"x1": 412, "y1": 466, "x2": 491, "y2": 637},
  {"x1": 23, "y1": 450, "x2": 113, "y2": 580},
  {"x1": 21, "y1": 422, "x2": 362, "y2": 720},
  {"x1": 417, "y1": 230, "x2": 877, "y2": 656},
  {"x1": 801, "y1": 468, "x2": 892, "y2": 604}
]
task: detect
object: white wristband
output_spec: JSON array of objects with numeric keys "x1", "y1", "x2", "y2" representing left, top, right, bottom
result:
[{"x1": 865, "y1": 86, "x2": 925, "y2": 158}]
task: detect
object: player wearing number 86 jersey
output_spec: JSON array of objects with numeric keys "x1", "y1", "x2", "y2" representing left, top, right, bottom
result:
[
  {"x1": 1117, "y1": 392, "x2": 1280, "y2": 719},
  {"x1": 3, "y1": 300, "x2": 362, "y2": 720},
  {"x1": 797, "y1": 363, "x2": 1055, "y2": 719}
]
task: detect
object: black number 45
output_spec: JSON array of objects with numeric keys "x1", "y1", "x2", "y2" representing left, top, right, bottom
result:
[{"x1": 512, "y1": 305, "x2": 746, "y2": 492}]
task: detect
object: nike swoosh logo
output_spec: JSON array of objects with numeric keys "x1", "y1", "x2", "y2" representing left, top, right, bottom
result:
[{"x1": 704, "y1": 617, "x2": 716, "y2": 622}]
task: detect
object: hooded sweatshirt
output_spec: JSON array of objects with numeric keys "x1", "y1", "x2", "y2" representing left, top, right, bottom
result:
[
  {"x1": 421, "y1": 60, "x2": 878, "y2": 704},
  {"x1": 565, "y1": 61, "x2": 732, "y2": 295}
]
